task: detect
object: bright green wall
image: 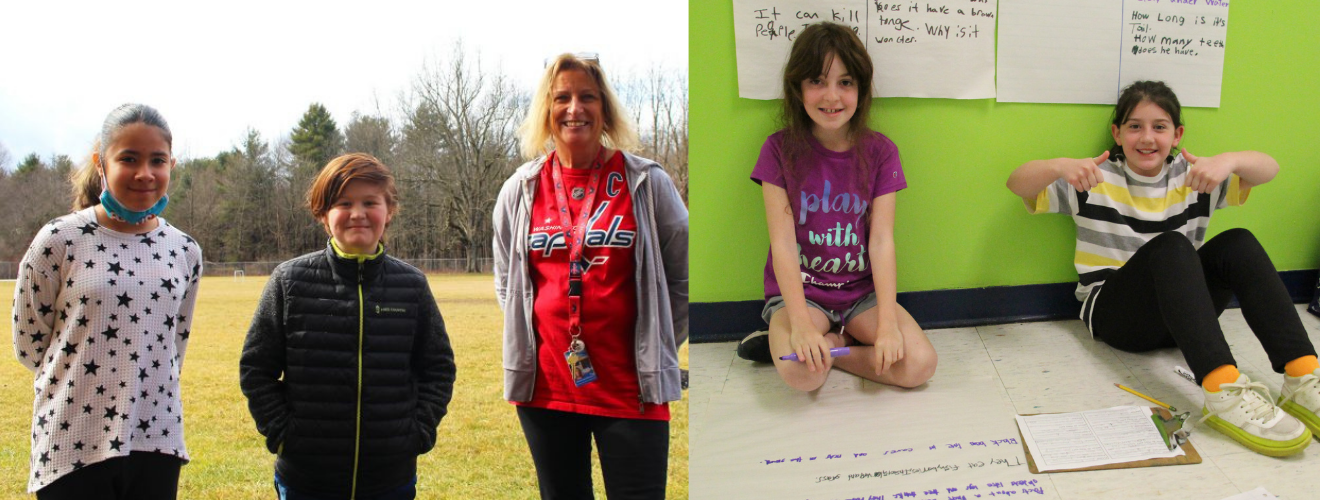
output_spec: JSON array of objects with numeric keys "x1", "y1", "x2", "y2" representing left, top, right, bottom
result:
[{"x1": 692, "y1": 0, "x2": 1320, "y2": 303}]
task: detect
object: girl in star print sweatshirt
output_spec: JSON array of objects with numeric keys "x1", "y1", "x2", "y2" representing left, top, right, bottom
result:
[{"x1": 11, "y1": 103, "x2": 202, "y2": 499}]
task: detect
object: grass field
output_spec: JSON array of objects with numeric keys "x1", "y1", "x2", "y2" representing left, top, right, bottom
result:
[{"x1": 0, "y1": 275, "x2": 688, "y2": 499}]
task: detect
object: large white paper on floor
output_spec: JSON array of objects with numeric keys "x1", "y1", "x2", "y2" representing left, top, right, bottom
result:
[
  {"x1": 1220, "y1": 486, "x2": 1279, "y2": 500},
  {"x1": 1015, "y1": 406, "x2": 1184, "y2": 472},
  {"x1": 997, "y1": 0, "x2": 1230, "y2": 107},
  {"x1": 732, "y1": 0, "x2": 997, "y2": 100},
  {"x1": 692, "y1": 377, "x2": 1049, "y2": 499}
]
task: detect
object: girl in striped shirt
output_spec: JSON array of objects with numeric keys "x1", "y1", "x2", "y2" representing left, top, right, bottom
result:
[{"x1": 1007, "y1": 80, "x2": 1320, "y2": 457}]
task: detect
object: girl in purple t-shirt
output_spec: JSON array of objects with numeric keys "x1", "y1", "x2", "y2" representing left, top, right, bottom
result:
[{"x1": 748, "y1": 22, "x2": 937, "y2": 391}]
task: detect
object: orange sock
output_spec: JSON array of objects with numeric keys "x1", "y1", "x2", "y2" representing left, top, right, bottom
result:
[
  {"x1": 1202, "y1": 364, "x2": 1240, "y2": 392},
  {"x1": 1285, "y1": 355, "x2": 1319, "y2": 378}
]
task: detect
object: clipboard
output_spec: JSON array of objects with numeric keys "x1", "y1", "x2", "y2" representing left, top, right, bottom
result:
[{"x1": 1017, "y1": 407, "x2": 1202, "y2": 474}]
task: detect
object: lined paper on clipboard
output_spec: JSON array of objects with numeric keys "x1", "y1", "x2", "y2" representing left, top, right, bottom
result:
[{"x1": 1015, "y1": 406, "x2": 1184, "y2": 472}]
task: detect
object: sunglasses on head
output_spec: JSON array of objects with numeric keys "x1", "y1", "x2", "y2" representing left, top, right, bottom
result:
[{"x1": 546, "y1": 52, "x2": 600, "y2": 68}]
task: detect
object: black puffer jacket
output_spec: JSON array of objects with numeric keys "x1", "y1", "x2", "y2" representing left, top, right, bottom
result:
[{"x1": 240, "y1": 244, "x2": 455, "y2": 498}]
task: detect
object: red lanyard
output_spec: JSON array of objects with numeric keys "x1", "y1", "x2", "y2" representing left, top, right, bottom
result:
[{"x1": 549, "y1": 148, "x2": 606, "y2": 337}]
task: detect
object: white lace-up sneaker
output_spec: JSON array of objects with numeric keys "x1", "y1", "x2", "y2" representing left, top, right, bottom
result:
[
  {"x1": 1279, "y1": 368, "x2": 1320, "y2": 437},
  {"x1": 1200, "y1": 373, "x2": 1311, "y2": 456}
]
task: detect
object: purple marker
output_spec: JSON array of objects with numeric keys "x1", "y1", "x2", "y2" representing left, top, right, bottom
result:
[{"x1": 779, "y1": 347, "x2": 851, "y2": 361}]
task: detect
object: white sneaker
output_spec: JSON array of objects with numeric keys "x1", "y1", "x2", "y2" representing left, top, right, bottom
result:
[
  {"x1": 1279, "y1": 368, "x2": 1320, "y2": 437},
  {"x1": 1200, "y1": 373, "x2": 1311, "y2": 456}
]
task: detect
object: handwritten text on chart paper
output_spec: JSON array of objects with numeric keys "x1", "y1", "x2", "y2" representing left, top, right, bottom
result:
[
  {"x1": 1127, "y1": 9, "x2": 1226, "y2": 57},
  {"x1": 808, "y1": 479, "x2": 1046, "y2": 500},
  {"x1": 762, "y1": 437, "x2": 1020, "y2": 466},
  {"x1": 995, "y1": 0, "x2": 1230, "y2": 106},
  {"x1": 735, "y1": 0, "x2": 998, "y2": 99},
  {"x1": 749, "y1": 2, "x2": 996, "y2": 45},
  {"x1": 753, "y1": 437, "x2": 1041, "y2": 499}
]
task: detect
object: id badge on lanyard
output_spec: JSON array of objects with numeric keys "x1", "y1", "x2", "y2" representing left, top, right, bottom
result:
[{"x1": 551, "y1": 149, "x2": 606, "y2": 387}]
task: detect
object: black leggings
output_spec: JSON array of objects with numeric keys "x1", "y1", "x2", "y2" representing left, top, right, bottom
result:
[
  {"x1": 1091, "y1": 229, "x2": 1316, "y2": 384},
  {"x1": 36, "y1": 451, "x2": 182, "y2": 500},
  {"x1": 516, "y1": 406, "x2": 669, "y2": 500}
]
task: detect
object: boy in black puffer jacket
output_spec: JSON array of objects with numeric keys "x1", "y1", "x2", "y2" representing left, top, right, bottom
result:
[{"x1": 240, "y1": 153, "x2": 456, "y2": 500}]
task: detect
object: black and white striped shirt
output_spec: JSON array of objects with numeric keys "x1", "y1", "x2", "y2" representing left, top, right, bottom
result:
[{"x1": 1029, "y1": 152, "x2": 1248, "y2": 328}]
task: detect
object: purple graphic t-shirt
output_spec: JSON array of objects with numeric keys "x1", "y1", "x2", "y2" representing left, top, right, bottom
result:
[{"x1": 751, "y1": 130, "x2": 906, "y2": 313}]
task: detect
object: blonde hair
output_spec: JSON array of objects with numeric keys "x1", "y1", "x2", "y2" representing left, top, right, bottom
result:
[
  {"x1": 70, "y1": 104, "x2": 173, "y2": 210},
  {"x1": 518, "y1": 53, "x2": 639, "y2": 159}
]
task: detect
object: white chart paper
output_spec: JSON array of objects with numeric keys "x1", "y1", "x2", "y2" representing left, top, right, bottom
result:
[
  {"x1": 996, "y1": 0, "x2": 1122, "y2": 105},
  {"x1": 1119, "y1": 0, "x2": 1230, "y2": 107},
  {"x1": 732, "y1": 0, "x2": 997, "y2": 100},
  {"x1": 997, "y1": 0, "x2": 1230, "y2": 107},
  {"x1": 692, "y1": 375, "x2": 1051, "y2": 499},
  {"x1": 1015, "y1": 406, "x2": 1184, "y2": 472}
]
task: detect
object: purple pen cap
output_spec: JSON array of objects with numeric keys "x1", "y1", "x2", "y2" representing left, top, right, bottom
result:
[{"x1": 779, "y1": 347, "x2": 851, "y2": 361}]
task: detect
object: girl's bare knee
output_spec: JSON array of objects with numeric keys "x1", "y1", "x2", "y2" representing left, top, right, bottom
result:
[
  {"x1": 777, "y1": 364, "x2": 829, "y2": 391},
  {"x1": 895, "y1": 348, "x2": 937, "y2": 388}
]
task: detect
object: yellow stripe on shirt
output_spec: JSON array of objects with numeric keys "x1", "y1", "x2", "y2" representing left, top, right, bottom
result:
[
  {"x1": 1090, "y1": 182, "x2": 1195, "y2": 213},
  {"x1": 1030, "y1": 189, "x2": 1050, "y2": 214},
  {"x1": 1075, "y1": 250, "x2": 1128, "y2": 269},
  {"x1": 1227, "y1": 174, "x2": 1250, "y2": 206}
]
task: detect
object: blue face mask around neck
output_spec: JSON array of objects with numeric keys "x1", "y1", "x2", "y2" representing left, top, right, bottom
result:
[{"x1": 99, "y1": 170, "x2": 168, "y2": 225}]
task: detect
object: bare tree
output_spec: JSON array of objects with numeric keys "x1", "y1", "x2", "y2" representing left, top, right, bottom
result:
[
  {"x1": 0, "y1": 142, "x2": 12, "y2": 171},
  {"x1": 614, "y1": 64, "x2": 689, "y2": 204},
  {"x1": 0, "y1": 158, "x2": 71, "y2": 260},
  {"x1": 644, "y1": 65, "x2": 688, "y2": 203},
  {"x1": 269, "y1": 133, "x2": 318, "y2": 257},
  {"x1": 0, "y1": 45, "x2": 687, "y2": 271},
  {"x1": 407, "y1": 43, "x2": 525, "y2": 271},
  {"x1": 167, "y1": 156, "x2": 227, "y2": 257}
]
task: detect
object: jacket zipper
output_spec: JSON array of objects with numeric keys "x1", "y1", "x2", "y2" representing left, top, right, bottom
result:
[
  {"x1": 521, "y1": 175, "x2": 538, "y2": 395},
  {"x1": 351, "y1": 260, "x2": 364, "y2": 500},
  {"x1": 635, "y1": 169, "x2": 651, "y2": 414}
]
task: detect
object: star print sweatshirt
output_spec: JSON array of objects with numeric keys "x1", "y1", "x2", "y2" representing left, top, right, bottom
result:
[{"x1": 11, "y1": 207, "x2": 202, "y2": 492}]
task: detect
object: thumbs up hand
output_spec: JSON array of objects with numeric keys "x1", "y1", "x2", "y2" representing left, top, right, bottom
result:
[{"x1": 1058, "y1": 151, "x2": 1110, "y2": 192}]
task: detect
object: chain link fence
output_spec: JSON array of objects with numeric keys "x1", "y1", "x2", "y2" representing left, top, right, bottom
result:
[{"x1": 1, "y1": 258, "x2": 493, "y2": 280}]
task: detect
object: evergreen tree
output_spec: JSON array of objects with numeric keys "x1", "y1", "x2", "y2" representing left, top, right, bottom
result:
[
  {"x1": 223, "y1": 129, "x2": 282, "y2": 260},
  {"x1": 288, "y1": 103, "x2": 344, "y2": 170},
  {"x1": 16, "y1": 153, "x2": 44, "y2": 175},
  {"x1": 396, "y1": 101, "x2": 450, "y2": 258},
  {"x1": 345, "y1": 112, "x2": 397, "y2": 164},
  {"x1": 287, "y1": 103, "x2": 344, "y2": 251}
]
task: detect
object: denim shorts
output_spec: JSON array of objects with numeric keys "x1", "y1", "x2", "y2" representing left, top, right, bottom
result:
[{"x1": 761, "y1": 292, "x2": 878, "y2": 331}]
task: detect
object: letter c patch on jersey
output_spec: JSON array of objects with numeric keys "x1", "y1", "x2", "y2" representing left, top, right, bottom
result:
[{"x1": 606, "y1": 172, "x2": 624, "y2": 198}]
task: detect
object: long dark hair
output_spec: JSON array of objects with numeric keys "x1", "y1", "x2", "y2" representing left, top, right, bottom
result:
[
  {"x1": 779, "y1": 22, "x2": 875, "y2": 189},
  {"x1": 1108, "y1": 81, "x2": 1182, "y2": 164}
]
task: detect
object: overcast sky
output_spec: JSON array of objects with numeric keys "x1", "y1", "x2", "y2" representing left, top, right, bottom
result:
[{"x1": 0, "y1": 0, "x2": 688, "y2": 167}]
